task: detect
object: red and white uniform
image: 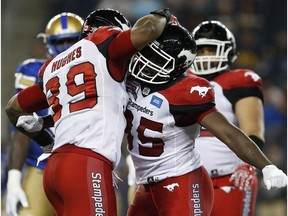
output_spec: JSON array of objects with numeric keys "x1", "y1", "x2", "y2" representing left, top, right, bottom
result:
[
  {"x1": 18, "y1": 26, "x2": 137, "y2": 216},
  {"x1": 125, "y1": 74, "x2": 216, "y2": 215},
  {"x1": 194, "y1": 69, "x2": 263, "y2": 216},
  {"x1": 39, "y1": 26, "x2": 136, "y2": 168}
]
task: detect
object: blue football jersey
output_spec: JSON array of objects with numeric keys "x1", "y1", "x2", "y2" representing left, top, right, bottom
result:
[{"x1": 13, "y1": 58, "x2": 51, "y2": 170}]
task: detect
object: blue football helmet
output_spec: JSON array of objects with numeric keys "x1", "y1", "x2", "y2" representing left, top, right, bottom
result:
[{"x1": 38, "y1": 12, "x2": 84, "y2": 57}]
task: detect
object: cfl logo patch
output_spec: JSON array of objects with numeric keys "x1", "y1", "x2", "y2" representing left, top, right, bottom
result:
[{"x1": 150, "y1": 95, "x2": 163, "y2": 108}]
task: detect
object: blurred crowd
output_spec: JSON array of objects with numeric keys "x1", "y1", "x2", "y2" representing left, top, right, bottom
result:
[{"x1": 2, "y1": 0, "x2": 287, "y2": 215}]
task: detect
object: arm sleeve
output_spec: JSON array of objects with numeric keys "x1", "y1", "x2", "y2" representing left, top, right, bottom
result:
[
  {"x1": 108, "y1": 29, "x2": 138, "y2": 60},
  {"x1": 17, "y1": 85, "x2": 49, "y2": 113}
]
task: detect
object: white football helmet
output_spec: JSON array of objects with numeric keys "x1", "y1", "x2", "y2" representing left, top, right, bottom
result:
[{"x1": 191, "y1": 20, "x2": 238, "y2": 76}]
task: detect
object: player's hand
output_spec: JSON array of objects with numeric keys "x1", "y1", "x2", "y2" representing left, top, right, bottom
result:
[
  {"x1": 262, "y1": 165, "x2": 287, "y2": 190},
  {"x1": 6, "y1": 170, "x2": 29, "y2": 216},
  {"x1": 16, "y1": 112, "x2": 44, "y2": 132},
  {"x1": 150, "y1": 8, "x2": 171, "y2": 23},
  {"x1": 230, "y1": 163, "x2": 257, "y2": 191}
]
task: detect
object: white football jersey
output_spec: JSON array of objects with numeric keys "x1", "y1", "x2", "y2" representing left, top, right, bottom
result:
[
  {"x1": 195, "y1": 69, "x2": 263, "y2": 177},
  {"x1": 125, "y1": 74, "x2": 216, "y2": 184},
  {"x1": 39, "y1": 27, "x2": 133, "y2": 167}
]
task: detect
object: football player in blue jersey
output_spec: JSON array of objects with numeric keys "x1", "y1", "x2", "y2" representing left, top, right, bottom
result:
[{"x1": 5, "y1": 12, "x2": 84, "y2": 216}]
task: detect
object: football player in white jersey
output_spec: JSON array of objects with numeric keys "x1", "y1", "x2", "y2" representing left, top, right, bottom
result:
[
  {"x1": 5, "y1": 12, "x2": 83, "y2": 216},
  {"x1": 124, "y1": 21, "x2": 287, "y2": 215},
  {"x1": 190, "y1": 20, "x2": 266, "y2": 216},
  {"x1": 5, "y1": 8, "x2": 173, "y2": 216}
]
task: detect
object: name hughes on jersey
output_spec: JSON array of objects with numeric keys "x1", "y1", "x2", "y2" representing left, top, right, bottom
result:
[
  {"x1": 51, "y1": 46, "x2": 82, "y2": 73},
  {"x1": 128, "y1": 98, "x2": 153, "y2": 116}
]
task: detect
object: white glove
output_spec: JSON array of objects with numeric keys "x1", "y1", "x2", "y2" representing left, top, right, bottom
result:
[
  {"x1": 262, "y1": 165, "x2": 287, "y2": 190},
  {"x1": 6, "y1": 170, "x2": 29, "y2": 216},
  {"x1": 16, "y1": 112, "x2": 43, "y2": 132}
]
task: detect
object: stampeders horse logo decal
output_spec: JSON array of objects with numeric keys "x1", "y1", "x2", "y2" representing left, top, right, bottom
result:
[
  {"x1": 178, "y1": 49, "x2": 196, "y2": 68},
  {"x1": 190, "y1": 85, "x2": 211, "y2": 98},
  {"x1": 163, "y1": 183, "x2": 180, "y2": 192}
]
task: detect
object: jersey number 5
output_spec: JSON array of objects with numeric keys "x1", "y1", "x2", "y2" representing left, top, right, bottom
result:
[{"x1": 45, "y1": 62, "x2": 97, "y2": 122}]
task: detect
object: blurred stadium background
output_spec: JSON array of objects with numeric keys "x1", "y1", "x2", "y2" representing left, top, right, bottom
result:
[{"x1": 1, "y1": 0, "x2": 287, "y2": 215}]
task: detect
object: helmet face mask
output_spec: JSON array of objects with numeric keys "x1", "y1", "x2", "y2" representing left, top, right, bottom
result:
[
  {"x1": 192, "y1": 38, "x2": 234, "y2": 74},
  {"x1": 129, "y1": 24, "x2": 197, "y2": 84},
  {"x1": 38, "y1": 12, "x2": 84, "y2": 57},
  {"x1": 129, "y1": 42, "x2": 175, "y2": 84},
  {"x1": 80, "y1": 8, "x2": 131, "y2": 39},
  {"x1": 191, "y1": 20, "x2": 238, "y2": 76}
]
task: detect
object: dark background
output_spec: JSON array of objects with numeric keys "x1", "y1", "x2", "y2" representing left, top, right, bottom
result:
[{"x1": 1, "y1": 0, "x2": 287, "y2": 215}]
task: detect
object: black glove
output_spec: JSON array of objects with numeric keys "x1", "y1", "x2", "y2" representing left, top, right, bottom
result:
[
  {"x1": 33, "y1": 128, "x2": 54, "y2": 147},
  {"x1": 150, "y1": 8, "x2": 171, "y2": 23}
]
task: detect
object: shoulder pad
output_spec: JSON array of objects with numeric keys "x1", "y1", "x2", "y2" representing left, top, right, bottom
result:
[
  {"x1": 214, "y1": 69, "x2": 262, "y2": 89},
  {"x1": 38, "y1": 59, "x2": 52, "y2": 78},
  {"x1": 16, "y1": 58, "x2": 46, "y2": 74},
  {"x1": 165, "y1": 76, "x2": 215, "y2": 105},
  {"x1": 15, "y1": 58, "x2": 46, "y2": 89},
  {"x1": 85, "y1": 26, "x2": 122, "y2": 45}
]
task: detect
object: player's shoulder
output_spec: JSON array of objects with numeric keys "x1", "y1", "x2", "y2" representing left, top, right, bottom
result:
[
  {"x1": 15, "y1": 58, "x2": 46, "y2": 89},
  {"x1": 214, "y1": 69, "x2": 262, "y2": 89},
  {"x1": 38, "y1": 58, "x2": 53, "y2": 78},
  {"x1": 85, "y1": 26, "x2": 123, "y2": 45},
  {"x1": 165, "y1": 74, "x2": 215, "y2": 105},
  {"x1": 16, "y1": 58, "x2": 46, "y2": 75}
]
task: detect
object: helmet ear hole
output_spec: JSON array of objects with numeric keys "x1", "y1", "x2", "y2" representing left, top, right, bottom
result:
[
  {"x1": 129, "y1": 24, "x2": 197, "y2": 84},
  {"x1": 191, "y1": 20, "x2": 237, "y2": 76}
]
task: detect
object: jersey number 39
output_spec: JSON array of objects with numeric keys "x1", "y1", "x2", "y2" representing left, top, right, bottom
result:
[{"x1": 45, "y1": 62, "x2": 97, "y2": 122}]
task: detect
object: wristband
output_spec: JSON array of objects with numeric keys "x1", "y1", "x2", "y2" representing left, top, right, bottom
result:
[
  {"x1": 33, "y1": 129, "x2": 54, "y2": 147},
  {"x1": 150, "y1": 8, "x2": 171, "y2": 23},
  {"x1": 7, "y1": 169, "x2": 22, "y2": 188},
  {"x1": 249, "y1": 135, "x2": 264, "y2": 150}
]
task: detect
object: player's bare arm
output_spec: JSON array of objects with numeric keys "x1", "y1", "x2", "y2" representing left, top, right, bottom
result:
[
  {"x1": 235, "y1": 96, "x2": 265, "y2": 140},
  {"x1": 130, "y1": 14, "x2": 166, "y2": 50},
  {"x1": 130, "y1": 9, "x2": 170, "y2": 50},
  {"x1": 200, "y1": 110, "x2": 271, "y2": 169},
  {"x1": 9, "y1": 132, "x2": 30, "y2": 170},
  {"x1": 6, "y1": 94, "x2": 27, "y2": 127},
  {"x1": 6, "y1": 86, "x2": 53, "y2": 146},
  {"x1": 6, "y1": 94, "x2": 47, "y2": 142}
]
